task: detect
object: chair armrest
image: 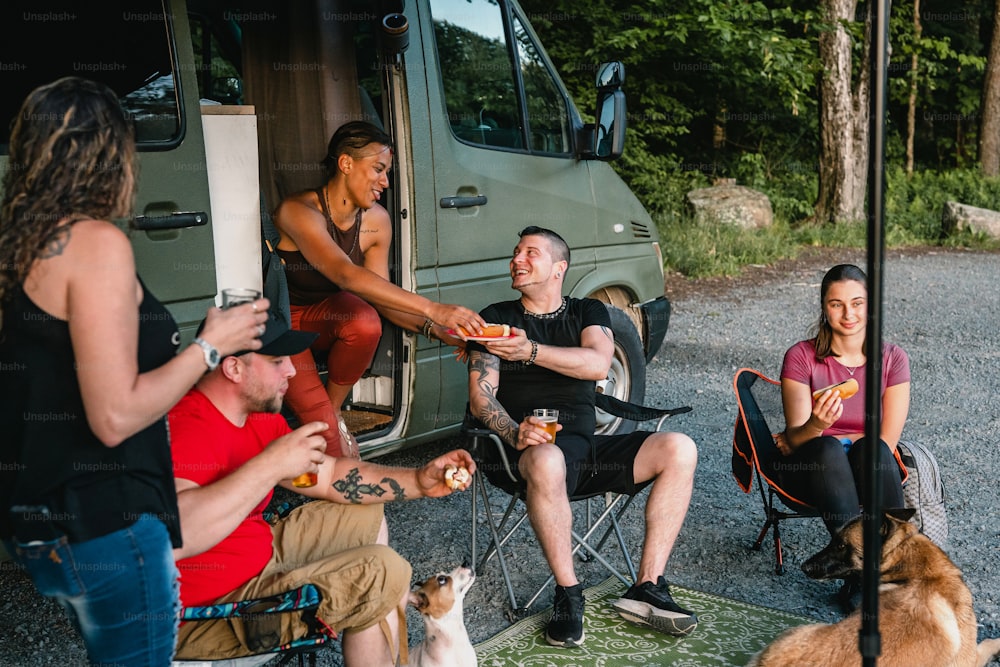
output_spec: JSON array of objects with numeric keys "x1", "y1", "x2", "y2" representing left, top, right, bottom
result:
[
  {"x1": 180, "y1": 583, "x2": 321, "y2": 622},
  {"x1": 595, "y1": 393, "x2": 692, "y2": 431}
]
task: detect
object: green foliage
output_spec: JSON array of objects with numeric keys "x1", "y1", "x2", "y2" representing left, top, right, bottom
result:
[
  {"x1": 520, "y1": 0, "x2": 820, "y2": 214},
  {"x1": 885, "y1": 166, "x2": 1000, "y2": 247},
  {"x1": 517, "y1": 0, "x2": 998, "y2": 275},
  {"x1": 656, "y1": 214, "x2": 790, "y2": 278},
  {"x1": 887, "y1": 0, "x2": 990, "y2": 168},
  {"x1": 656, "y1": 166, "x2": 999, "y2": 277}
]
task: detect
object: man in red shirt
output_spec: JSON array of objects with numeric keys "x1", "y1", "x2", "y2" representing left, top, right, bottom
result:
[{"x1": 170, "y1": 311, "x2": 475, "y2": 665}]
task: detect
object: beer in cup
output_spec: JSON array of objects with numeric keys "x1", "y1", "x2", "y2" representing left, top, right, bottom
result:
[{"x1": 533, "y1": 408, "x2": 559, "y2": 442}]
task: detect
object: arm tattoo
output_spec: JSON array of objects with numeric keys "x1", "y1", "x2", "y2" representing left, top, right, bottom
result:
[
  {"x1": 469, "y1": 351, "x2": 519, "y2": 445},
  {"x1": 381, "y1": 477, "x2": 406, "y2": 501},
  {"x1": 599, "y1": 325, "x2": 613, "y2": 342},
  {"x1": 40, "y1": 226, "x2": 71, "y2": 259},
  {"x1": 332, "y1": 468, "x2": 386, "y2": 504}
]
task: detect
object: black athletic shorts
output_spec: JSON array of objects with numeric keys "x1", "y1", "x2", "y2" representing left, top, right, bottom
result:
[{"x1": 484, "y1": 430, "x2": 654, "y2": 498}]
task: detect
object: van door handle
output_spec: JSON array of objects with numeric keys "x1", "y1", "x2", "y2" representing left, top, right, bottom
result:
[
  {"x1": 133, "y1": 211, "x2": 209, "y2": 230},
  {"x1": 439, "y1": 195, "x2": 488, "y2": 209}
]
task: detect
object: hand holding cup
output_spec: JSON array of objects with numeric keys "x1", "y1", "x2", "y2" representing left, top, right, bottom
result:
[
  {"x1": 533, "y1": 408, "x2": 559, "y2": 442},
  {"x1": 221, "y1": 287, "x2": 262, "y2": 309}
]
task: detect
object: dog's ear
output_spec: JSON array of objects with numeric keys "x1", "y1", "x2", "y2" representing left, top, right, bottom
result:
[
  {"x1": 880, "y1": 507, "x2": 915, "y2": 538},
  {"x1": 408, "y1": 590, "x2": 428, "y2": 611},
  {"x1": 886, "y1": 507, "x2": 915, "y2": 523}
]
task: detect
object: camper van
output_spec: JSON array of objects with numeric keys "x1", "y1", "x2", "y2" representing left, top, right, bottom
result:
[{"x1": 0, "y1": 0, "x2": 671, "y2": 456}]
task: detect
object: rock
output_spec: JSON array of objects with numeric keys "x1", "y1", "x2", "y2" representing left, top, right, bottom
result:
[
  {"x1": 942, "y1": 201, "x2": 1000, "y2": 239},
  {"x1": 686, "y1": 183, "x2": 774, "y2": 230}
]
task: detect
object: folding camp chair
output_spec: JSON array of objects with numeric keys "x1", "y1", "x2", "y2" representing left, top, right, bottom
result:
[
  {"x1": 171, "y1": 583, "x2": 332, "y2": 667},
  {"x1": 731, "y1": 367, "x2": 821, "y2": 575},
  {"x1": 466, "y1": 393, "x2": 691, "y2": 615}
]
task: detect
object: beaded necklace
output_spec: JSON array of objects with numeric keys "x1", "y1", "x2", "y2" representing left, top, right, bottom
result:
[{"x1": 522, "y1": 297, "x2": 568, "y2": 319}]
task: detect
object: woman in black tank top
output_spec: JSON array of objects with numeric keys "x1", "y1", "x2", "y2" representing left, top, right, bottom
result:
[
  {"x1": 0, "y1": 77, "x2": 268, "y2": 665},
  {"x1": 273, "y1": 121, "x2": 485, "y2": 457}
]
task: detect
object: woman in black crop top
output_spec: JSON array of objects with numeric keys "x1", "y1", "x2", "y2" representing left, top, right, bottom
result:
[
  {"x1": 273, "y1": 121, "x2": 484, "y2": 457},
  {"x1": 0, "y1": 78, "x2": 269, "y2": 665}
]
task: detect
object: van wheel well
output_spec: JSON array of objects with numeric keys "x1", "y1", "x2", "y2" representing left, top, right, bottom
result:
[{"x1": 588, "y1": 286, "x2": 643, "y2": 346}]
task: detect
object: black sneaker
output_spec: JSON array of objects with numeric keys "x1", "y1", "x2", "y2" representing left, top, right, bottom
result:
[
  {"x1": 545, "y1": 583, "x2": 585, "y2": 647},
  {"x1": 612, "y1": 576, "x2": 698, "y2": 637}
]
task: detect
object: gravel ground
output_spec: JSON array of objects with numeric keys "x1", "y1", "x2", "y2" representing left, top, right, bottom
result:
[{"x1": 2, "y1": 247, "x2": 999, "y2": 666}]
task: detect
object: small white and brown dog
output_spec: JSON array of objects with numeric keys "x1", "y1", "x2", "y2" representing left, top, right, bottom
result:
[{"x1": 406, "y1": 563, "x2": 477, "y2": 667}]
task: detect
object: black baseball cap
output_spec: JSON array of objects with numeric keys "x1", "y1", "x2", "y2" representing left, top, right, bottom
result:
[{"x1": 199, "y1": 308, "x2": 317, "y2": 358}]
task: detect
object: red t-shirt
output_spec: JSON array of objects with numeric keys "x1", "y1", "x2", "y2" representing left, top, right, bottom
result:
[
  {"x1": 169, "y1": 389, "x2": 291, "y2": 607},
  {"x1": 781, "y1": 340, "x2": 910, "y2": 438}
]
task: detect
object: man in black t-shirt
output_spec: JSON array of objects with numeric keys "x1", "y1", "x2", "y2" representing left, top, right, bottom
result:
[{"x1": 467, "y1": 226, "x2": 699, "y2": 648}]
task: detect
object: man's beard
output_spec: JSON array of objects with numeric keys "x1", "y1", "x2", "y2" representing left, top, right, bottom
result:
[{"x1": 245, "y1": 393, "x2": 283, "y2": 415}]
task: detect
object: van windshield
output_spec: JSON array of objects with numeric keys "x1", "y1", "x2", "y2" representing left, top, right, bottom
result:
[{"x1": 0, "y1": 1, "x2": 180, "y2": 151}]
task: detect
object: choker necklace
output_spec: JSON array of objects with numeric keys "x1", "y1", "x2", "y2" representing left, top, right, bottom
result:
[
  {"x1": 324, "y1": 187, "x2": 360, "y2": 256},
  {"x1": 522, "y1": 297, "x2": 567, "y2": 319}
]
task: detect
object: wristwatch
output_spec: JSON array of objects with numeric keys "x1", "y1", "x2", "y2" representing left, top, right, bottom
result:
[{"x1": 192, "y1": 337, "x2": 220, "y2": 371}]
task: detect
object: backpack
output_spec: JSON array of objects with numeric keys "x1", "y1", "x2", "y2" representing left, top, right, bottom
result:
[
  {"x1": 260, "y1": 203, "x2": 292, "y2": 324},
  {"x1": 897, "y1": 440, "x2": 948, "y2": 548}
]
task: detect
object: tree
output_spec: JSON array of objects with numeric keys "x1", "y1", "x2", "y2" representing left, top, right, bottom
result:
[
  {"x1": 520, "y1": 0, "x2": 818, "y2": 212},
  {"x1": 906, "y1": 0, "x2": 922, "y2": 177},
  {"x1": 981, "y1": 3, "x2": 1000, "y2": 176},
  {"x1": 815, "y1": 0, "x2": 872, "y2": 224}
]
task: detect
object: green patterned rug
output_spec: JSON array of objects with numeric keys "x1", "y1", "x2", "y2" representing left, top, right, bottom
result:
[{"x1": 474, "y1": 578, "x2": 814, "y2": 666}]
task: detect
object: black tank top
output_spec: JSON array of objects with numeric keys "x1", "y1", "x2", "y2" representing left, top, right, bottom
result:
[
  {"x1": 277, "y1": 188, "x2": 364, "y2": 306},
  {"x1": 0, "y1": 279, "x2": 182, "y2": 545}
]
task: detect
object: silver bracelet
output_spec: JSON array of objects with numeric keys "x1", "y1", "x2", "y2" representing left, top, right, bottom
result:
[
  {"x1": 525, "y1": 339, "x2": 538, "y2": 365},
  {"x1": 421, "y1": 318, "x2": 435, "y2": 340}
]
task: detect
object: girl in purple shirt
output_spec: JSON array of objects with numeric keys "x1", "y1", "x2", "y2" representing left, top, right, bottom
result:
[{"x1": 777, "y1": 264, "x2": 909, "y2": 609}]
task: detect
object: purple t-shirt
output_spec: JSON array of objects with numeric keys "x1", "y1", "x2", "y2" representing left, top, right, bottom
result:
[{"x1": 781, "y1": 340, "x2": 910, "y2": 438}]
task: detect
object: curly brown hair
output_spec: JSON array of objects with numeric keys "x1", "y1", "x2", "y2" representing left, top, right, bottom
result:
[{"x1": 0, "y1": 76, "x2": 137, "y2": 320}]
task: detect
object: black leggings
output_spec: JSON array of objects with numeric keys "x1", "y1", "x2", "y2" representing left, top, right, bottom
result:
[{"x1": 770, "y1": 436, "x2": 904, "y2": 535}]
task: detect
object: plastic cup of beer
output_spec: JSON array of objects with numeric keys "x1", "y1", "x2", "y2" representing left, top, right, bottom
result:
[
  {"x1": 292, "y1": 472, "x2": 318, "y2": 488},
  {"x1": 533, "y1": 408, "x2": 559, "y2": 442},
  {"x1": 221, "y1": 287, "x2": 261, "y2": 309}
]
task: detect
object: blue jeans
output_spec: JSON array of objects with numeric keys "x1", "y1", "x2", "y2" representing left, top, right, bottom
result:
[{"x1": 6, "y1": 514, "x2": 179, "y2": 666}]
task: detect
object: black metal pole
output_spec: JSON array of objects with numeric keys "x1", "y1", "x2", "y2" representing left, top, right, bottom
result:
[{"x1": 861, "y1": 0, "x2": 890, "y2": 665}]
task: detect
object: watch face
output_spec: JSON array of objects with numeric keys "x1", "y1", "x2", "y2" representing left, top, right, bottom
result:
[{"x1": 195, "y1": 338, "x2": 220, "y2": 369}]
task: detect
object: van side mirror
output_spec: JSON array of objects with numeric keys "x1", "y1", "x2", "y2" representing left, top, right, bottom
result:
[
  {"x1": 582, "y1": 62, "x2": 626, "y2": 160},
  {"x1": 596, "y1": 61, "x2": 624, "y2": 90},
  {"x1": 594, "y1": 89, "x2": 626, "y2": 160}
]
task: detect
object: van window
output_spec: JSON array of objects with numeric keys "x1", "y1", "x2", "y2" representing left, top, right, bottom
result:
[
  {"x1": 430, "y1": 0, "x2": 571, "y2": 155},
  {"x1": 189, "y1": 13, "x2": 243, "y2": 105},
  {"x1": 0, "y1": 1, "x2": 180, "y2": 151},
  {"x1": 511, "y1": 12, "x2": 571, "y2": 154}
]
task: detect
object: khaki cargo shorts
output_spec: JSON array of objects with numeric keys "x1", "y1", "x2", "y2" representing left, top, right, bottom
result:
[{"x1": 175, "y1": 501, "x2": 410, "y2": 660}]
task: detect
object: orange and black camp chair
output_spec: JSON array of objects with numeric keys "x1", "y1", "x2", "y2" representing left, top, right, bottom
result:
[{"x1": 731, "y1": 368, "x2": 820, "y2": 574}]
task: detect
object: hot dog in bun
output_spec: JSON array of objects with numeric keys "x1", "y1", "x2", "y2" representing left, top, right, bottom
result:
[
  {"x1": 444, "y1": 464, "x2": 472, "y2": 490},
  {"x1": 458, "y1": 323, "x2": 510, "y2": 338},
  {"x1": 812, "y1": 377, "x2": 859, "y2": 401}
]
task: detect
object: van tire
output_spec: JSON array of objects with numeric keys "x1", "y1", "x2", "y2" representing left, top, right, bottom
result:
[{"x1": 596, "y1": 305, "x2": 647, "y2": 436}]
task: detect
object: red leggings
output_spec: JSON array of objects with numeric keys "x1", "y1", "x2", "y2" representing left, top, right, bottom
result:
[{"x1": 284, "y1": 292, "x2": 382, "y2": 455}]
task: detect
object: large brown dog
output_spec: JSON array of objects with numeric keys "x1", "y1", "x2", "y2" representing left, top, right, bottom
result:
[{"x1": 749, "y1": 509, "x2": 1000, "y2": 667}]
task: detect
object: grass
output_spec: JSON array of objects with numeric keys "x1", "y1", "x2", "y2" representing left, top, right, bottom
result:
[{"x1": 654, "y1": 167, "x2": 1000, "y2": 278}]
